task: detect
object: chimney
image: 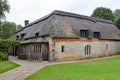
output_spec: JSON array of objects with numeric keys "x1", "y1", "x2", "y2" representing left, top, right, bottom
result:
[{"x1": 25, "y1": 20, "x2": 29, "y2": 26}]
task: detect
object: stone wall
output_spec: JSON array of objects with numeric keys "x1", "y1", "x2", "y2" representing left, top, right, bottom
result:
[{"x1": 54, "y1": 38, "x2": 120, "y2": 61}]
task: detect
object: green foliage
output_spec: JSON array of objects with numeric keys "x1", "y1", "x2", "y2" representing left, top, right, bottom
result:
[
  {"x1": 113, "y1": 9, "x2": 120, "y2": 20},
  {"x1": 0, "y1": 21, "x2": 23, "y2": 39},
  {"x1": 0, "y1": 61, "x2": 20, "y2": 74},
  {"x1": 115, "y1": 17, "x2": 120, "y2": 29},
  {"x1": 26, "y1": 57, "x2": 120, "y2": 80},
  {"x1": 0, "y1": 0, "x2": 10, "y2": 19},
  {"x1": 0, "y1": 39, "x2": 20, "y2": 60},
  {"x1": 113, "y1": 9, "x2": 120, "y2": 29},
  {"x1": 17, "y1": 24, "x2": 23, "y2": 30},
  {"x1": 91, "y1": 7, "x2": 120, "y2": 29},
  {"x1": 0, "y1": 0, "x2": 23, "y2": 39},
  {"x1": 0, "y1": 21, "x2": 16, "y2": 39},
  {"x1": 0, "y1": 39, "x2": 20, "y2": 53},
  {"x1": 91, "y1": 7, "x2": 114, "y2": 21},
  {"x1": 0, "y1": 51, "x2": 5, "y2": 60}
]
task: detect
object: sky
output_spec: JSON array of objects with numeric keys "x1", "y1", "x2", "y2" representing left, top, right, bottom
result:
[{"x1": 6, "y1": 0, "x2": 120, "y2": 26}]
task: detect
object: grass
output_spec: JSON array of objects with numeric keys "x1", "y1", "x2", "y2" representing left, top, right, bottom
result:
[
  {"x1": 25, "y1": 57, "x2": 120, "y2": 80},
  {"x1": 0, "y1": 61, "x2": 20, "y2": 74}
]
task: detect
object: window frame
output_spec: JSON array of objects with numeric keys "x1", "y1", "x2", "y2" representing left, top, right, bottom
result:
[
  {"x1": 35, "y1": 32, "x2": 39, "y2": 38},
  {"x1": 106, "y1": 44, "x2": 108, "y2": 49},
  {"x1": 21, "y1": 33, "x2": 25, "y2": 40},
  {"x1": 80, "y1": 30, "x2": 89, "y2": 38},
  {"x1": 93, "y1": 32, "x2": 100, "y2": 38},
  {"x1": 61, "y1": 46, "x2": 64, "y2": 52},
  {"x1": 16, "y1": 35, "x2": 19, "y2": 40},
  {"x1": 33, "y1": 44, "x2": 41, "y2": 53},
  {"x1": 85, "y1": 45, "x2": 91, "y2": 55}
]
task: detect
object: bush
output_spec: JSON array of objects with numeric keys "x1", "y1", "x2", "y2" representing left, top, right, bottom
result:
[
  {"x1": 0, "y1": 39, "x2": 20, "y2": 53},
  {"x1": 0, "y1": 51, "x2": 6, "y2": 60},
  {"x1": 0, "y1": 39, "x2": 20, "y2": 60}
]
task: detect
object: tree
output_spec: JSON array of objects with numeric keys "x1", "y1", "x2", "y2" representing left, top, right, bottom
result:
[
  {"x1": 113, "y1": 9, "x2": 120, "y2": 20},
  {"x1": 115, "y1": 17, "x2": 120, "y2": 29},
  {"x1": 17, "y1": 24, "x2": 23, "y2": 30},
  {"x1": 113, "y1": 9, "x2": 120, "y2": 29},
  {"x1": 1, "y1": 22, "x2": 16, "y2": 39},
  {"x1": 0, "y1": 0, "x2": 10, "y2": 39},
  {"x1": 0, "y1": 21, "x2": 23, "y2": 39},
  {"x1": 0, "y1": 0, "x2": 10, "y2": 19},
  {"x1": 91, "y1": 7, "x2": 114, "y2": 21}
]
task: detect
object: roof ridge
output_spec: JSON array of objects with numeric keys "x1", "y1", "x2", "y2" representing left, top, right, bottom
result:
[
  {"x1": 27, "y1": 10, "x2": 113, "y2": 27},
  {"x1": 13, "y1": 10, "x2": 114, "y2": 34},
  {"x1": 52, "y1": 10, "x2": 113, "y2": 24}
]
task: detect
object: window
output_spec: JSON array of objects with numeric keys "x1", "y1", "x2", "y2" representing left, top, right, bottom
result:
[
  {"x1": 93, "y1": 32, "x2": 100, "y2": 38},
  {"x1": 16, "y1": 36, "x2": 19, "y2": 40},
  {"x1": 85, "y1": 45, "x2": 91, "y2": 55},
  {"x1": 33, "y1": 44, "x2": 41, "y2": 53},
  {"x1": 80, "y1": 30, "x2": 88, "y2": 38},
  {"x1": 61, "y1": 46, "x2": 64, "y2": 52},
  {"x1": 106, "y1": 44, "x2": 108, "y2": 49},
  {"x1": 35, "y1": 33, "x2": 39, "y2": 37},
  {"x1": 21, "y1": 33, "x2": 25, "y2": 39}
]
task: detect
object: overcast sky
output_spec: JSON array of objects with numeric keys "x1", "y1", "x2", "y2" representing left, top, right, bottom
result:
[{"x1": 6, "y1": 0, "x2": 120, "y2": 26}]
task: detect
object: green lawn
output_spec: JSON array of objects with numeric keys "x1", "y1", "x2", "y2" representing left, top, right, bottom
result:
[
  {"x1": 25, "y1": 57, "x2": 120, "y2": 80},
  {"x1": 0, "y1": 61, "x2": 20, "y2": 74}
]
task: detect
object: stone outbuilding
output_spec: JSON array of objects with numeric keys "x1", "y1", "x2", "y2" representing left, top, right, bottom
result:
[{"x1": 9, "y1": 10, "x2": 120, "y2": 61}]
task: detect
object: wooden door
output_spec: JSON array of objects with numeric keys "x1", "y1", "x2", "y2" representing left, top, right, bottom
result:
[{"x1": 41, "y1": 43, "x2": 49, "y2": 61}]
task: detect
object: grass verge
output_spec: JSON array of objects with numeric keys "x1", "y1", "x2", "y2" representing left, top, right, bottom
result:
[
  {"x1": 26, "y1": 57, "x2": 120, "y2": 80},
  {"x1": 0, "y1": 61, "x2": 20, "y2": 74}
]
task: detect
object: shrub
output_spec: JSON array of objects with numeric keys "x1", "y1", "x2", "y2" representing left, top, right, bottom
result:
[
  {"x1": 0, "y1": 51, "x2": 6, "y2": 60},
  {"x1": 0, "y1": 39, "x2": 20, "y2": 53},
  {"x1": 0, "y1": 39, "x2": 20, "y2": 60}
]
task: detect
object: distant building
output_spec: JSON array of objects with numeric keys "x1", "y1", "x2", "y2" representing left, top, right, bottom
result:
[{"x1": 9, "y1": 10, "x2": 120, "y2": 61}]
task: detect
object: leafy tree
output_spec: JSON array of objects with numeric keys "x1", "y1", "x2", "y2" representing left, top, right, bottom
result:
[
  {"x1": 0, "y1": 0, "x2": 10, "y2": 19},
  {"x1": 0, "y1": 21, "x2": 23, "y2": 39},
  {"x1": 115, "y1": 17, "x2": 120, "y2": 29},
  {"x1": 113, "y1": 9, "x2": 120, "y2": 29},
  {"x1": 1, "y1": 22, "x2": 16, "y2": 39},
  {"x1": 0, "y1": 0, "x2": 11, "y2": 39},
  {"x1": 91, "y1": 7, "x2": 114, "y2": 21},
  {"x1": 17, "y1": 24, "x2": 23, "y2": 30},
  {"x1": 113, "y1": 9, "x2": 120, "y2": 20},
  {"x1": 0, "y1": 21, "x2": 15, "y2": 39}
]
